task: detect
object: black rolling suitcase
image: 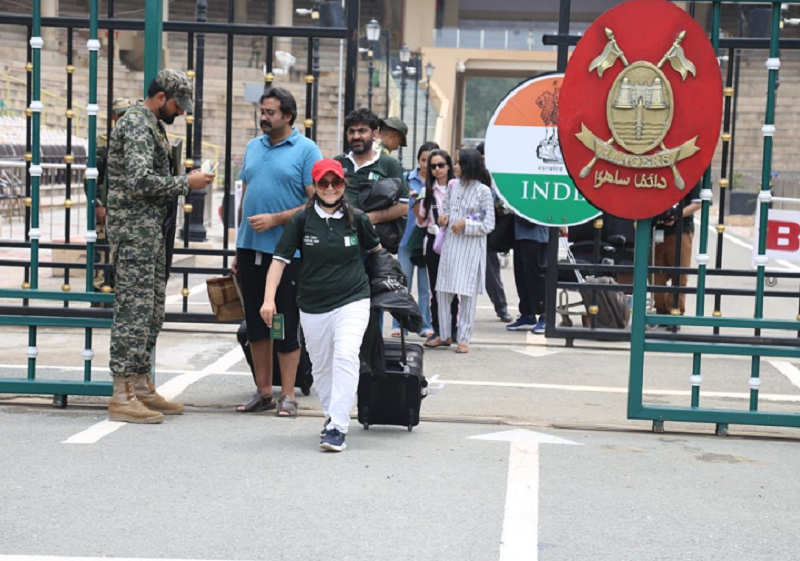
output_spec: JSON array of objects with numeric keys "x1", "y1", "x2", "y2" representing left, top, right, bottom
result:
[
  {"x1": 236, "y1": 321, "x2": 314, "y2": 396},
  {"x1": 357, "y1": 329, "x2": 427, "y2": 431}
]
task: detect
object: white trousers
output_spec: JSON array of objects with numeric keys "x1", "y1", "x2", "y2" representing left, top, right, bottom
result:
[
  {"x1": 300, "y1": 298, "x2": 370, "y2": 434},
  {"x1": 438, "y1": 291, "x2": 476, "y2": 344}
]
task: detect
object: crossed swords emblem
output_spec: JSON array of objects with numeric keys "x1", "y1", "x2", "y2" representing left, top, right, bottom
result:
[{"x1": 577, "y1": 28, "x2": 699, "y2": 190}]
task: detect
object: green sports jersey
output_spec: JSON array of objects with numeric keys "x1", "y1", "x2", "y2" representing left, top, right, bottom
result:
[
  {"x1": 335, "y1": 151, "x2": 409, "y2": 208},
  {"x1": 274, "y1": 205, "x2": 380, "y2": 314}
]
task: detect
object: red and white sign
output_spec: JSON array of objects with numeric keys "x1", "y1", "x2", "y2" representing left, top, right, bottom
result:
[{"x1": 755, "y1": 208, "x2": 800, "y2": 264}]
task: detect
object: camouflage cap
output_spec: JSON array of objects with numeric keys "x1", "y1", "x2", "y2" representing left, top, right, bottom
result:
[
  {"x1": 112, "y1": 97, "x2": 131, "y2": 115},
  {"x1": 155, "y1": 69, "x2": 193, "y2": 113},
  {"x1": 379, "y1": 116, "x2": 408, "y2": 147}
]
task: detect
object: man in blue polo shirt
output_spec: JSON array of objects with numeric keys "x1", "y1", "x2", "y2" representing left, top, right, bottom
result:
[{"x1": 233, "y1": 87, "x2": 322, "y2": 417}]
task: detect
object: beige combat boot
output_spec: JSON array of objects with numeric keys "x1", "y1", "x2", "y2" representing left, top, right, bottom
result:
[
  {"x1": 132, "y1": 374, "x2": 185, "y2": 415},
  {"x1": 108, "y1": 377, "x2": 164, "y2": 424}
]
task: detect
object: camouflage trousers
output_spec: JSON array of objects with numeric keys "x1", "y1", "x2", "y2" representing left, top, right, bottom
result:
[{"x1": 109, "y1": 239, "x2": 166, "y2": 377}]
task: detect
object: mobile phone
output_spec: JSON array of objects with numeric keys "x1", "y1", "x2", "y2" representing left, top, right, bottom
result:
[{"x1": 270, "y1": 313, "x2": 285, "y2": 340}]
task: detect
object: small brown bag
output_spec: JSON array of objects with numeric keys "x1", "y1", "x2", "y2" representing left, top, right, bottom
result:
[{"x1": 206, "y1": 274, "x2": 245, "y2": 322}]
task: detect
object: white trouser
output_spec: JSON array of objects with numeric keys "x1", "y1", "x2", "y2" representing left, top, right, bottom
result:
[
  {"x1": 300, "y1": 298, "x2": 370, "y2": 434},
  {"x1": 438, "y1": 291, "x2": 477, "y2": 344}
]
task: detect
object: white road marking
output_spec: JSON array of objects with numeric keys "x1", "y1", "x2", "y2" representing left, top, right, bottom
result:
[
  {"x1": 61, "y1": 420, "x2": 126, "y2": 444},
  {"x1": 438, "y1": 379, "x2": 800, "y2": 403},
  {"x1": 470, "y1": 429, "x2": 581, "y2": 561},
  {"x1": 515, "y1": 347, "x2": 560, "y2": 358},
  {"x1": 164, "y1": 282, "x2": 206, "y2": 304},
  {"x1": 61, "y1": 345, "x2": 244, "y2": 444},
  {"x1": 0, "y1": 557, "x2": 249, "y2": 561},
  {"x1": 767, "y1": 360, "x2": 800, "y2": 392}
]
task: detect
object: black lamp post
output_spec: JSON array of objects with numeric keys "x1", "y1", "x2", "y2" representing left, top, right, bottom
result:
[
  {"x1": 398, "y1": 44, "x2": 410, "y2": 162},
  {"x1": 411, "y1": 51, "x2": 420, "y2": 158},
  {"x1": 366, "y1": 19, "x2": 380, "y2": 111},
  {"x1": 424, "y1": 61, "x2": 434, "y2": 143}
]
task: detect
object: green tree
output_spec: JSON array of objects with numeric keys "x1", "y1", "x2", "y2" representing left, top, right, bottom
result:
[{"x1": 464, "y1": 77, "x2": 522, "y2": 141}]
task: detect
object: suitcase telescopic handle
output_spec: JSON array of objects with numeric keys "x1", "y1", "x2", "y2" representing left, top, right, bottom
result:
[{"x1": 399, "y1": 318, "x2": 408, "y2": 366}]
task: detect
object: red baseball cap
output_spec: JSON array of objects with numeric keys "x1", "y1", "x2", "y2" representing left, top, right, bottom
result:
[{"x1": 312, "y1": 158, "x2": 346, "y2": 183}]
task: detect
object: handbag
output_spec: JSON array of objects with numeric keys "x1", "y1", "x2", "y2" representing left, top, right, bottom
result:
[
  {"x1": 358, "y1": 177, "x2": 405, "y2": 254},
  {"x1": 407, "y1": 225, "x2": 428, "y2": 267},
  {"x1": 487, "y1": 210, "x2": 515, "y2": 253},
  {"x1": 433, "y1": 225, "x2": 446, "y2": 255},
  {"x1": 206, "y1": 273, "x2": 245, "y2": 322}
]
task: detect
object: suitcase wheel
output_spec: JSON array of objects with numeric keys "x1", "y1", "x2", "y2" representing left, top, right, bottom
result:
[
  {"x1": 407, "y1": 424, "x2": 413, "y2": 432},
  {"x1": 364, "y1": 423, "x2": 370, "y2": 430}
]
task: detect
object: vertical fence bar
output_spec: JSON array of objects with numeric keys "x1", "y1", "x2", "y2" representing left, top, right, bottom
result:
[
  {"x1": 26, "y1": 3, "x2": 44, "y2": 381},
  {"x1": 712, "y1": 48, "x2": 735, "y2": 334},
  {"x1": 83, "y1": 0, "x2": 101, "y2": 383},
  {"x1": 628, "y1": 219, "x2": 652, "y2": 417},
  {"x1": 23, "y1": 25, "x2": 32, "y2": 301},
  {"x1": 144, "y1": 0, "x2": 163, "y2": 92},
  {"x1": 65, "y1": 29, "x2": 74, "y2": 247},
  {"x1": 750, "y1": 1, "x2": 782, "y2": 411},
  {"x1": 222, "y1": 1, "x2": 234, "y2": 269},
  {"x1": 305, "y1": 37, "x2": 314, "y2": 139},
  {"x1": 544, "y1": 0, "x2": 570, "y2": 339},
  {"x1": 182, "y1": 32, "x2": 194, "y2": 313},
  {"x1": 343, "y1": 0, "x2": 360, "y2": 117},
  {"x1": 687, "y1": 0, "x2": 722, "y2": 409}
]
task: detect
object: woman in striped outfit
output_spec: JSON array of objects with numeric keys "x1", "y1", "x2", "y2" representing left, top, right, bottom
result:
[{"x1": 436, "y1": 149, "x2": 495, "y2": 354}]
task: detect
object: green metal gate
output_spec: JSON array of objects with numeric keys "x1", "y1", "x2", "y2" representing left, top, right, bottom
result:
[
  {"x1": 0, "y1": 0, "x2": 359, "y2": 405},
  {"x1": 626, "y1": 0, "x2": 800, "y2": 434}
]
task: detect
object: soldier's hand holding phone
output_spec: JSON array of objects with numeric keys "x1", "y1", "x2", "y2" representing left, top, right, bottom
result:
[{"x1": 188, "y1": 169, "x2": 215, "y2": 189}]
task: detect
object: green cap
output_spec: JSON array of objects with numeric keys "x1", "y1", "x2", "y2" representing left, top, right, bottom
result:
[
  {"x1": 155, "y1": 69, "x2": 194, "y2": 113},
  {"x1": 380, "y1": 116, "x2": 408, "y2": 147}
]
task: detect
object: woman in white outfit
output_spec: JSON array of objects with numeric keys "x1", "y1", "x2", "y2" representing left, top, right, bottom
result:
[
  {"x1": 261, "y1": 158, "x2": 381, "y2": 452},
  {"x1": 436, "y1": 149, "x2": 495, "y2": 354}
]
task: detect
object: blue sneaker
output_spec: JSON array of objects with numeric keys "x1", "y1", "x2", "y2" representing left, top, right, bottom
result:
[
  {"x1": 506, "y1": 316, "x2": 536, "y2": 331},
  {"x1": 320, "y1": 428, "x2": 347, "y2": 452},
  {"x1": 531, "y1": 315, "x2": 546, "y2": 335}
]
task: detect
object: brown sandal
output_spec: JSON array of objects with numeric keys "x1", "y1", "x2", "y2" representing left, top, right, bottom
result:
[
  {"x1": 236, "y1": 392, "x2": 276, "y2": 413},
  {"x1": 424, "y1": 336, "x2": 452, "y2": 348},
  {"x1": 276, "y1": 395, "x2": 298, "y2": 417},
  {"x1": 456, "y1": 343, "x2": 469, "y2": 354}
]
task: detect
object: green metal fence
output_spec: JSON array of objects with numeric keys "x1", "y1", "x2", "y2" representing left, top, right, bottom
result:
[
  {"x1": 0, "y1": 0, "x2": 115, "y2": 404},
  {"x1": 627, "y1": 0, "x2": 800, "y2": 434}
]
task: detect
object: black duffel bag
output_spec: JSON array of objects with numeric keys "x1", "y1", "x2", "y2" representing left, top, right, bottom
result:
[
  {"x1": 358, "y1": 177, "x2": 406, "y2": 254},
  {"x1": 487, "y1": 210, "x2": 515, "y2": 253}
]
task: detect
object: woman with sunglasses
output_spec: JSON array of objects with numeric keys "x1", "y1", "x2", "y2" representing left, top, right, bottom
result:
[
  {"x1": 415, "y1": 149, "x2": 459, "y2": 348},
  {"x1": 261, "y1": 158, "x2": 381, "y2": 452},
  {"x1": 435, "y1": 148, "x2": 495, "y2": 354}
]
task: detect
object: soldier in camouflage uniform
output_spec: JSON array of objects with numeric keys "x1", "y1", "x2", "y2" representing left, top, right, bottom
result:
[
  {"x1": 106, "y1": 69, "x2": 215, "y2": 424},
  {"x1": 87, "y1": 97, "x2": 130, "y2": 297}
]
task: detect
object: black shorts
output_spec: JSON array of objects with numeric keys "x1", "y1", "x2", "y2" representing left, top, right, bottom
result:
[{"x1": 237, "y1": 248, "x2": 300, "y2": 353}]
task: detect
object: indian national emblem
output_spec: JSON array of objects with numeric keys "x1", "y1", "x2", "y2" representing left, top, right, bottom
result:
[
  {"x1": 535, "y1": 87, "x2": 564, "y2": 164},
  {"x1": 576, "y1": 28, "x2": 700, "y2": 190}
]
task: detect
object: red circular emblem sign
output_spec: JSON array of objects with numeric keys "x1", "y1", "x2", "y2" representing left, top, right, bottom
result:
[{"x1": 558, "y1": 0, "x2": 722, "y2": 220}]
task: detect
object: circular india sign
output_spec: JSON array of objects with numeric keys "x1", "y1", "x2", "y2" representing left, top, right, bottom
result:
[
  {"x1": 485, "y1": 74, "x2": 600, "y2": 226},
  {"x1": 558, "y1": 0, "x2": 722, "y2": 220}
]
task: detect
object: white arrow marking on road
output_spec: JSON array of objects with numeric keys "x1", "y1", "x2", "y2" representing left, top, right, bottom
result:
[{"x1": 470, "y1": 429, "x2": 582, "y2": 561}]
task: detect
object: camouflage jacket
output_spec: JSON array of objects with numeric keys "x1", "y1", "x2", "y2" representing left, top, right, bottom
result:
[
  {"x1": 83, "y1": 133, "x2": 108, "y2": 206},
  {"x1": 106, "y1": 103, "x2": 188, "y2": 246}
]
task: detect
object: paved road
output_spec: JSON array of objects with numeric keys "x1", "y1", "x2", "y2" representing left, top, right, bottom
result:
[{"x1": 2, "y1": 216, "x2": 800, "y2": 560}]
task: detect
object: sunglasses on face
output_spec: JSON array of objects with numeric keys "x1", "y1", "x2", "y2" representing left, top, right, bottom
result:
[
  {"x1": 317, "y1": 178, "x2": 345, "y2": 189},
  {"x1": 430, "y1": 163, "x2": 448, "y2": 170}
]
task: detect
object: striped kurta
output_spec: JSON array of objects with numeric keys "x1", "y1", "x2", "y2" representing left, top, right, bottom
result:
[{"x1": 437, "y1": 179, "x2": 495, "y2": 296}]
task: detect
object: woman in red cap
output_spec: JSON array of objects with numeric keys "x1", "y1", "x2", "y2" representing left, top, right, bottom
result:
[{"x1": 261, "y1": 158, "x2": 381, "y2": 452}]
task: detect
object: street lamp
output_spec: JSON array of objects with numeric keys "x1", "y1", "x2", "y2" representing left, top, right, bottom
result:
[
  {"x1": 365, "y1": 19, "x2": 380, "y2": 111},
  {"x1": 424, "y1": 61, "x2": 435, "y2": 144}
]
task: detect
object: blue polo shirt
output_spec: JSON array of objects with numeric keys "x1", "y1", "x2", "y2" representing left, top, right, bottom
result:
[{"x1": 236, "y1": 128, "x2": 322, "y2": 254}]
